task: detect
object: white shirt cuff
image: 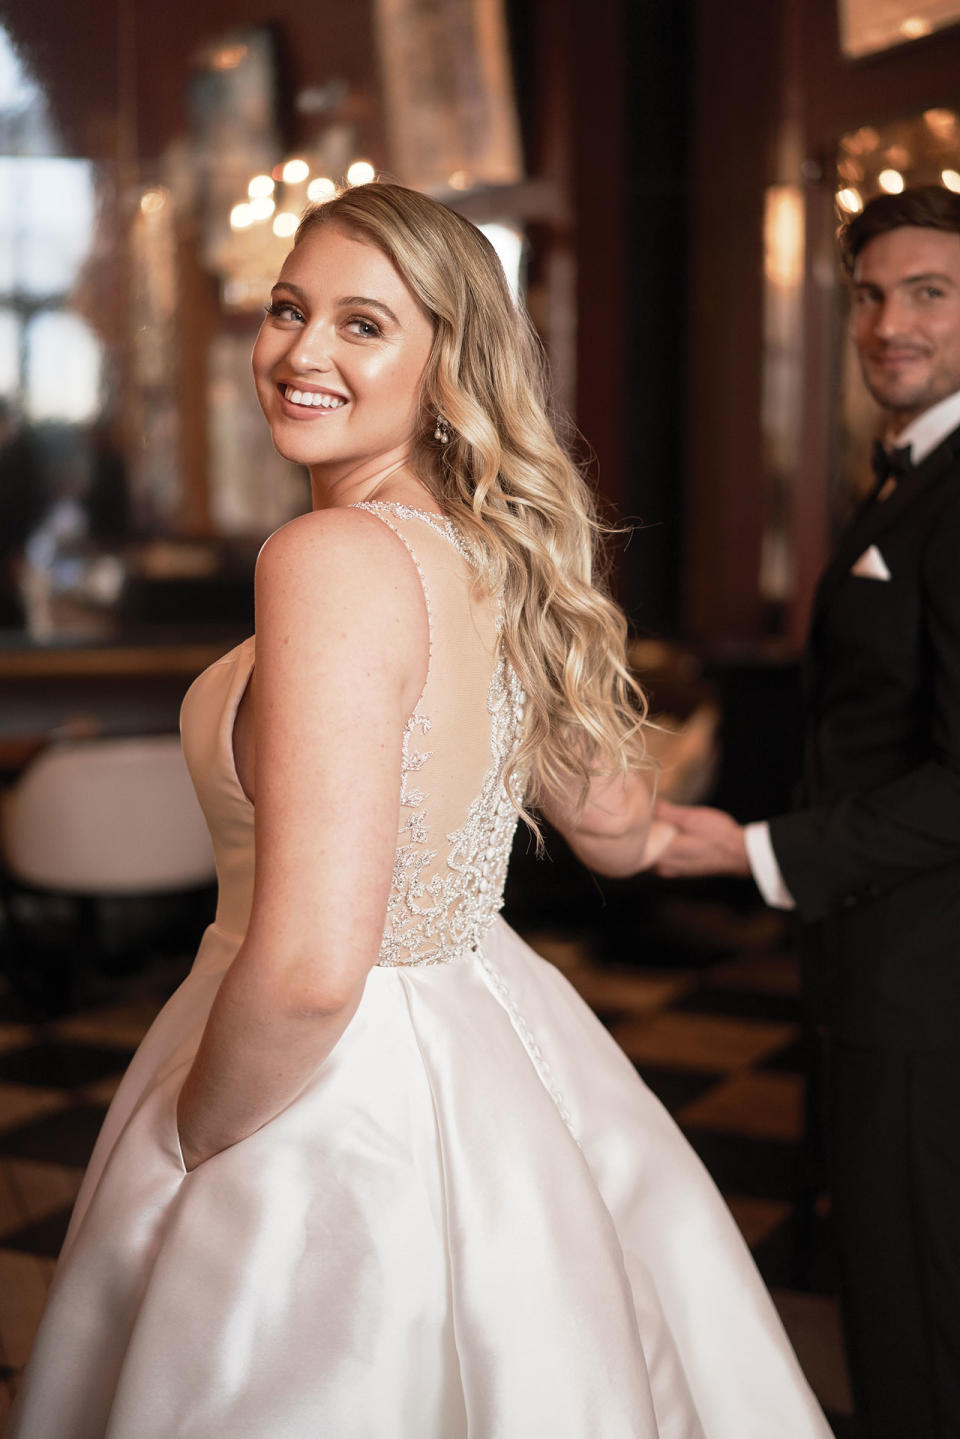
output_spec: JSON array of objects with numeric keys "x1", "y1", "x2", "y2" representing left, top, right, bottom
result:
[{"x1": 743, "y1": 821, "x2": 796, "y2": 910}]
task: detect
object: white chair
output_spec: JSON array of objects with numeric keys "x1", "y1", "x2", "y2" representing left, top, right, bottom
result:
[
  {"x1": 0, "y1": 735, "x2": 216, "y2": 1007},
  {"x1": 0, "y1": 734, "x2": 215, "y2": 893}
]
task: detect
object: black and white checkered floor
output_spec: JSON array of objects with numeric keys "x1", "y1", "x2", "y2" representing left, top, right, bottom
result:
[{"x1": 0, "y1": 881, "x2": 856, "y2": 1435}]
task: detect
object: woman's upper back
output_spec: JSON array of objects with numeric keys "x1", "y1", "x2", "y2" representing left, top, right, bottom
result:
[
  {"x1": 354, "y1": 503, "x2": 525, "y2": 965},
  {"x1": 181, "y1": 503, "x2": 525, "y2": 965}
]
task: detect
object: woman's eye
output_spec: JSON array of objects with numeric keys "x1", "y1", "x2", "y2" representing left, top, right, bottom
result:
[
  {"x1": 348, "y1": 317, "x2": 382, "y2": 338},
  {"x1": 265, "y1": 301, "x2": 304, "y2": 323}
]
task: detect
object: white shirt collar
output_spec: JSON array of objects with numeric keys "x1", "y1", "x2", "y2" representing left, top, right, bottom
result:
[{"x1": 893, "y1": 388, "x2": 960, "y2": 466}]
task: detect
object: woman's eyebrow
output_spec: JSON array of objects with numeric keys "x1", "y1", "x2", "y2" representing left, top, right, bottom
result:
[
  {"x1": 337, "y1": 294, "x2": 401, "y2": 326},
  {"x1": 268, "y1": 283, "x2": 402, "y2": 327}
]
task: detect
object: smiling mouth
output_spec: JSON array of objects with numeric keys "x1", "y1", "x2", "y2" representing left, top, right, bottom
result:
[
  {"x1": 872, "y1": 349, "x2": 928, "y2": 364},
  {"x1": 280, "y1": 384, "x2": 347, "y2": 410}
]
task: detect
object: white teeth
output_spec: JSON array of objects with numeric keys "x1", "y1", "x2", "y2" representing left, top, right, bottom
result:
[{"x1": 285, "y1": 386, "x2": 345, "y2": 410}]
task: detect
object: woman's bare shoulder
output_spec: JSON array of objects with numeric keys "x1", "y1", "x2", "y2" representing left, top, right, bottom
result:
[
  {"x1": 258, "y1": 506, "x2": 418, "y2": 578},
  {"x1": 255, "y1": 507, "x2": 428, "y2": 622}
]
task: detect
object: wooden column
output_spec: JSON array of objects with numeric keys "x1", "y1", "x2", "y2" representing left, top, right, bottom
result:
[{"x1": 684, "y1": 0, "x2": 781, "y2": 641}]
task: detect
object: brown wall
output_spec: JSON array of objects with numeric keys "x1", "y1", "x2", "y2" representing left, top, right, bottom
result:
[
  {"x1": 685, "y1": 0, "x2": 782, "y2": 642},
  {"x1": 0, "y1": 0, "x2": 384, "y2": 164}
]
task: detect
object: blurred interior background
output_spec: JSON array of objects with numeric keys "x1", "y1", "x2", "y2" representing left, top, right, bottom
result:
[{"x1": 2, "y1": 2, "x2": 960, "y2": 1430}]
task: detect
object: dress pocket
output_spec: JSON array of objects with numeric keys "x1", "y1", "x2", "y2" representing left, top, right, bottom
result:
[{"x1": 150, "y1": 1058, "x2": 192, "y2": 1176}]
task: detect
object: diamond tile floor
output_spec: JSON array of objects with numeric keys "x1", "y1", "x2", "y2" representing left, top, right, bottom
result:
[{"x1": 0, "y1": 898, "x2": 857, "y2": 1434}]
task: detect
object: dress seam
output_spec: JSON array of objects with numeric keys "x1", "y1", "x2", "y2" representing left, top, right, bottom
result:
[{"x1": 474, "y1": 950, "x2": 581, "y2": 1146}]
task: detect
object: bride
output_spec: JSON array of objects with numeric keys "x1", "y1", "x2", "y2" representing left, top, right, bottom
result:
[{"x1": 10, "y1": 182, "x2": 829, "y2": 1437}]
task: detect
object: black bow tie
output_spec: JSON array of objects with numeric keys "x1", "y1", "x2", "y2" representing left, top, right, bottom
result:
[{"x1": 870, "y1": 439, "x2": 913, "y2": 490}]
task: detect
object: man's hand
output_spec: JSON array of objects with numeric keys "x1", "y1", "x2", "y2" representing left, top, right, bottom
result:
[{"x1": 651, "y1": 799, "x2": 751, "y2": 878}]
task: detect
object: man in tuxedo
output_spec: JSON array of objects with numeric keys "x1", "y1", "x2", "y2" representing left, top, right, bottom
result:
[{"x1": 655, "y1": 185, "x2": 960, "y2": 1439}]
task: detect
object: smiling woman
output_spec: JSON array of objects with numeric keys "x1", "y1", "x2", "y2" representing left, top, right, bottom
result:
[{"x1": 252, "y1": 224, "x2": 435, "y2": 494}]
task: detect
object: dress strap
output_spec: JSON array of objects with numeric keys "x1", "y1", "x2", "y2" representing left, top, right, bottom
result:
[
  {"x1": 351, "y1": 500, "x2": 470, "y2": 561},
  {"x1": 351, "y1": 501, "x2": 438, "y2": 711},
  {"x1": 352, "y1": 500, "x2": 506, "y2": 637}
]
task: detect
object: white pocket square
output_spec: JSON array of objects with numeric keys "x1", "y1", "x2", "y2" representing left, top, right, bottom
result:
[{"x1": 850, "y1": 544, "x2": 891, "y2": 580}]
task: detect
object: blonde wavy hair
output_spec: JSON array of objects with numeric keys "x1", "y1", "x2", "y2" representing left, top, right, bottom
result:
[{"x1": 295, "y1": 182, "x2": 648, "y2": 816}]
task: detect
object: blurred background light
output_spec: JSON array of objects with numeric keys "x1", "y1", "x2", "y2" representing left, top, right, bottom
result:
[
  {"x1": 836, "y1": 186, "x2": 863, "y2": 214},
  {"x1": 306, "y1": 176, "x2": 336, "y2": 203},
  {"x1": 478, "y1": 221, "x2": 524, "y2": 299},
  {"x1": 24, "y1": 310, "x2": 102, "y2": 423},
  {"x1": 346, "y1": 159, "x2": 375, "y2": 186}
]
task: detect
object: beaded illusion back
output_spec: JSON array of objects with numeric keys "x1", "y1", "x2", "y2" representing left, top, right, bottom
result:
[{"x1": 352, "y1": 503, "x2": 526, "y2": 968}]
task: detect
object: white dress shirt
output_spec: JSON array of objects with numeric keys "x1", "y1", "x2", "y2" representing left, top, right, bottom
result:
[{"x1": 744, "y1": 386, "x2": 960, "y2": 909}]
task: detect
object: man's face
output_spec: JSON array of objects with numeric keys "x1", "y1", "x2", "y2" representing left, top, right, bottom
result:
[{"x1": 852, "y1": 225, "x2": 960, "y2": 427}]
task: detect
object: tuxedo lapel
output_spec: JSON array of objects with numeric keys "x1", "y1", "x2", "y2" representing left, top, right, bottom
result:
[{"x1": 812, "y1": 424, "x2": 960, "y2": 623}]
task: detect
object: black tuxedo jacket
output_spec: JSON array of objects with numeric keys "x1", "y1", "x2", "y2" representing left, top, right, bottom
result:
[{"x1": 769, "y1": 421, "x2": 960, "y2": 1048}]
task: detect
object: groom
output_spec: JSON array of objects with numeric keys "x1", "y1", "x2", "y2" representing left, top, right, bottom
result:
[{"x1": 655, "y1": 185, "x2": 960, "y2": 1439}]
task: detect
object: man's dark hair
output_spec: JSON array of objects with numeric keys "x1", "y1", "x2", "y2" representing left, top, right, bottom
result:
[{"x1": 840, "y1": 184, "x2": 960, "y2": 273}]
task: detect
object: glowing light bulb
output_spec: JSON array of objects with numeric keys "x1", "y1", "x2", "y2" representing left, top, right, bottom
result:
[
  {"x1": 346, "y1": 160, "x2": 376, "y2": 186},
  {"x1": 943, "y1": 169, "x2": 960, "y2": 193},
  {"x1": 273, "y1": 212, "x2": 299, "y2": 238},
  {"x1": 925, "y1": 108, "x2": 958, "y2": 139},
  {"x1": 249, "y1": 196, "x2": 276, "y2": 221},
  {"x1": 211, "y1": 43, "x2": 248, "y2": 71},
  {"x1": 248, "y1": 174, "x2": 275, "y2": 199},
  {"x1": 230, "y1": 202, "x2": 255, "y2": 230},
  {"x1": 307, "y1": 176, "x2": 337, "y2": 203},
  {"x1": 140, "y1": 188, "x2": 167, "y2": 215},
  {"x1": 879, "y1": 169, "x2": 904, "y2": 194},
  {"x1": 282, "y1": 158, "x2": 310, "y2": 185},
  {"x1": 900, "y1": 15, "x2": 932, "y2": 38},
  {"x1": 836, "y1": 187, "x2": 863, "y2": 215}
]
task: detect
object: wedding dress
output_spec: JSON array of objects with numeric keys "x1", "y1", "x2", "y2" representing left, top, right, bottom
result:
[{"x1": 9, "y1": 504, "x2": 830, "y2": 1438}]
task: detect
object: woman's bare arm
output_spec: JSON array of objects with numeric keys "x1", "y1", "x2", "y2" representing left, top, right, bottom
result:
[
  {"x1": 176, "y1": 509, "x2": 428, "y2": 1171},
  {"x1": 540, "y1": 768, "x2": 674, "y2": 878}
]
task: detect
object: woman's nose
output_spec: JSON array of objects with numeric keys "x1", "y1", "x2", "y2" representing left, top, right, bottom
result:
[{"x1": 288, "y1": 322, "x2": 334, "y2": 373}]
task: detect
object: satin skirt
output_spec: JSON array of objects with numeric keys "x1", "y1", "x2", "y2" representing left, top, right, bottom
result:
[{"x1": 9, "y1": 918, "x2": 829, "y2": 1438}]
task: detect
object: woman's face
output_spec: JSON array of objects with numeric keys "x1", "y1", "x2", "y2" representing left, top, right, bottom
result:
[{"x1": 252, "y1": 222, "x2": 435, "y2": 478}]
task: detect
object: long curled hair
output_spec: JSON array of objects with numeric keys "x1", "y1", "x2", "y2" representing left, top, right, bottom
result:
[{"x1": 295, "y1": 182, "x2": 648, "y2": 815}]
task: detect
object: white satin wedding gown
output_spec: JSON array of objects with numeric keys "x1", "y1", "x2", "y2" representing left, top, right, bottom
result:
[{"x1": 10, "y1": 504, "x2": 830, "y2": 1438}]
